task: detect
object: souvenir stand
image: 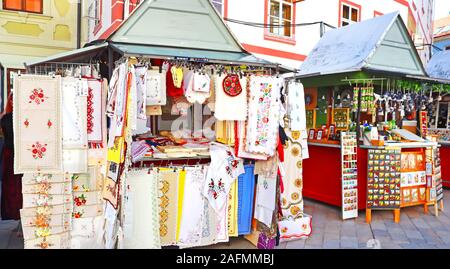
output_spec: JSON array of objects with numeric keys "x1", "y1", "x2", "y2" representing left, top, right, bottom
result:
[
  {"x1": 295, "y1": 12, "x2": 446, "y2": 223},
  {"x1": 17, "y1": 0, "x2": 312, "y2": 249},
  {"x1": 426, "y1": 50, "x2": 450, "y2": 188}
]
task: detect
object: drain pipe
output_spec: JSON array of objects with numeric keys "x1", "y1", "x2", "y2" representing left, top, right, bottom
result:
[{"x1": 77, "y1": 0, "x2": 82, "y2": 48}]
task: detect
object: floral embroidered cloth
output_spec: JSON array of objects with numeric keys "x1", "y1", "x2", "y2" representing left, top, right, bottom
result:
[
  {"x1": 14, "y1": 75, "x2": 63, "y2": 174},
  {"x1": 235, "y1": 121, "x2": 268, "y2": 160},
  {"x1": 278, "y1": 214, "x2": 312, "y2": 242},
  {"x1": 245, "y1": 76, "x2": 282, "y2": 157},
  {"x1": 214, "y1": 75, "x2": 248, "y2": 121},
  {"x1": 203, "y1": 143, "x2": 244, "y2": 214},
  {"x1": 24, "y1": 232, "x2": 70, "y2": 249},
  {"x1": 122, "y1": 169, "x2": 161, "y2": 249}
]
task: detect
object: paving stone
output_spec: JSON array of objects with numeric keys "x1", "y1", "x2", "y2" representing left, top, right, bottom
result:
[
  {"x1": 285, "y1": 239, "x2": 306, "y2": 249},
  {"x1": 404, "y1": 229, "x2": 424, "y2": 240},
  {"x1": 322, "y1": 239, "x2": 340, "y2": 249},
  {"x1": 372, "y1": 229, "x2": 390, "y2": 237}
]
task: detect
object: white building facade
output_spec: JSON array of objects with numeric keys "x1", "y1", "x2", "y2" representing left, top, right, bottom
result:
[{"x1": 84, "y1": 0, "x2": 435, "y2": 69}]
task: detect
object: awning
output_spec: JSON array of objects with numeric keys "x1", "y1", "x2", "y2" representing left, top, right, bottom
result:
[
  {"x1": 110, "y1": 42, "x2": 278, "y2": 67},
  {"x1": 25, "y1": 43, "x2": 108, "y2": 67}
]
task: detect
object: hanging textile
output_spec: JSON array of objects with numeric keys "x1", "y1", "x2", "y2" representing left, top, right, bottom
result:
[
  {"x1": 24, "y1": 232, "x2": 71, "y2": 249},
  {"x1": 134, "y1": 66, "x2": 147, "y2": 120},
  {"x1": 14, "y1": 75, "x2": 63, "y2": 174},
  {"x1": 203, "y1": 143, "x2": 244, "y2": 214},
  {"x1": 227, "y1": 179, "x2": 238, "y2": 237},
  {"x1": 158, "y1": 168, "x2": 179, "y2": 246},
  {"x1": 237, "y1": 164, "x2": 256, "y2": 235},
  {"x1": 235, "y1": 121, "x2": 268, "y2": 160},
  {"x1": 178, "y1": 166, "x2": 207, "y2": 248},
  {"x1": 122, "y1": 169, "x2": 161, "y2": 249},
  {"x1": 214, "y1": 74, "x2": 248, "y2": 121},
  {"x1": 176, "y1": 169, "x2": 186, "y2": 243},
  {"x1": 62, "y1": 77, "x2": 88, "y2": 149},
  {"x1": 146, "y1": 68, "x2": 167, "y2": 106},
  {"x1": 167, "y1": 65, "x2": 184, "y2": 97},
  {"x1": 70, "y1": 216, "x2": 104, "y2": 249},
  {"x1": 245, "y1": 76, "x2": 282, "y2": 157},
  {"x1": 254, "y1": 175, "x2": 277, "y2": 227},
  {"x1": 215, "y1": 120, "x2": 235, "y2": 145},
  {"x1": 87, "y1": 79, "x2": 105, "y2": 144},
  {"x1": 183, "y1": 69, "x2": 210, "y2": 104},
  {"x1": 256, "y1": 175, "x2": 281, "y2": 249},
  {"x1": 287, "y1": 81, "x2": 306, "y2": 132},
  {"x1": 279, "y1": 129, "x2": 304, "y2": 219}
]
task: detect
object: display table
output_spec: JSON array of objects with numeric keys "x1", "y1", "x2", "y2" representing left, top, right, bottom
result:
[{"x1": 302, "y1": 143, "x2": 367, "y2": 210}]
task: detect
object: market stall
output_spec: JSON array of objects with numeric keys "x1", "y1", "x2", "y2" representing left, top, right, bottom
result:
[
  {"x1": 14, "y1": 0, "x2": 311, "y2": 249},
  {"x1": 295, "y1": 12, "x2": 446, "y2": 222},
  {"x1": 426, "y1": 50, "x2": 450, "y2": 188}
]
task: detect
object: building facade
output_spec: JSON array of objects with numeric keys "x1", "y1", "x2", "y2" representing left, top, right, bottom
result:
[
  {"x1": 0, "y1": 0, "x2": 80, "y2": 110},
  {"x1": 432, "y1": 15, "x2": 450, "y2": 54},
  {"x1": 86, "y1": 0, "x2": 435, "y2": 69}
]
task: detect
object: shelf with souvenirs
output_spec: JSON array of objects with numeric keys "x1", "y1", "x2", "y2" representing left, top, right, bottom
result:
[
  {"x1": 14, "y1": 54, "x2": 313, "y2": 249},
  {"x1": 300, "y1": 76, "x2": 446, "y2": 221}
]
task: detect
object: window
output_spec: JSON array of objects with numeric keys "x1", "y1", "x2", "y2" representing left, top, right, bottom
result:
[
  {"x1": 340, "y1": 1, "x2": 360, "y2": 27},
  {"x1": 210, "y1": 0, "x2": 224, "y2": 16},
  {"x1": 268, "y1": 0, "x2": 294, "y2": 37},
  {"x1": 88, "y1": 0, "x2": 102, "y2": 34},
  {"x1": 3, "y1": 0, "x2": 43, "y2": 14}
]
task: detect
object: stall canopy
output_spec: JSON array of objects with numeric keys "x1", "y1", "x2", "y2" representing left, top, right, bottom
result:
[
  {"x1": 298, "y1": 12, "x2": 426, "y2": 77},
  {"x1": 427, "y1": 50, "x2": 450, "y2": 80},
  {"x1": 26, "y1": 0, "x2": 276, "y2": 68}
]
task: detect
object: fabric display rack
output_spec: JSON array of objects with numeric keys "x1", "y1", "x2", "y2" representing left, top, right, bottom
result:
[{"x1": 15, "y1": 55, "x2": 312, "y2": 249}]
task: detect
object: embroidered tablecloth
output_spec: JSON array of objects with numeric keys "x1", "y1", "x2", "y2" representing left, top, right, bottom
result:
[{"x1": 14, "y1": 75, "x2": 63, "y2": 174}]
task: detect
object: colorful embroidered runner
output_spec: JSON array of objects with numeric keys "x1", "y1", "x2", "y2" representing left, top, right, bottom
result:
[
  {"x1": 14, "y1": 75, "x2": 63, "y2": 173},
  {"x1": 87, "y1": 79, "x2": 104, "y2": 144},
  {"x1": 246, "y1": 76, "x2": 282, "y2": 157},
  {"x1": 158, "y1": 169, "x2": 179, "y2": 246}
]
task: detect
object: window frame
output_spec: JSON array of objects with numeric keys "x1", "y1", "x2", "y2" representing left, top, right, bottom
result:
[
  {"x1": 264, "y1": 0, "x2": 296, "y2": 45},
  {"x1": 2, "y1": 0, "x2": 43, "y2": 14},
  {"x1": 89, "y1": 0, "x2": 103, "y2": 35},
  {"x1": 338, "y1": 0, "x2": 361, "y2": 27},
  {"x1": 373, "y1": 10, "x2": 383, "y2": 17}
]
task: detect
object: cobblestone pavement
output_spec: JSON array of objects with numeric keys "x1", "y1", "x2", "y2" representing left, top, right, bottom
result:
[{"x1": 2, "y1": 189, "x2": 450, "y2": 249}]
